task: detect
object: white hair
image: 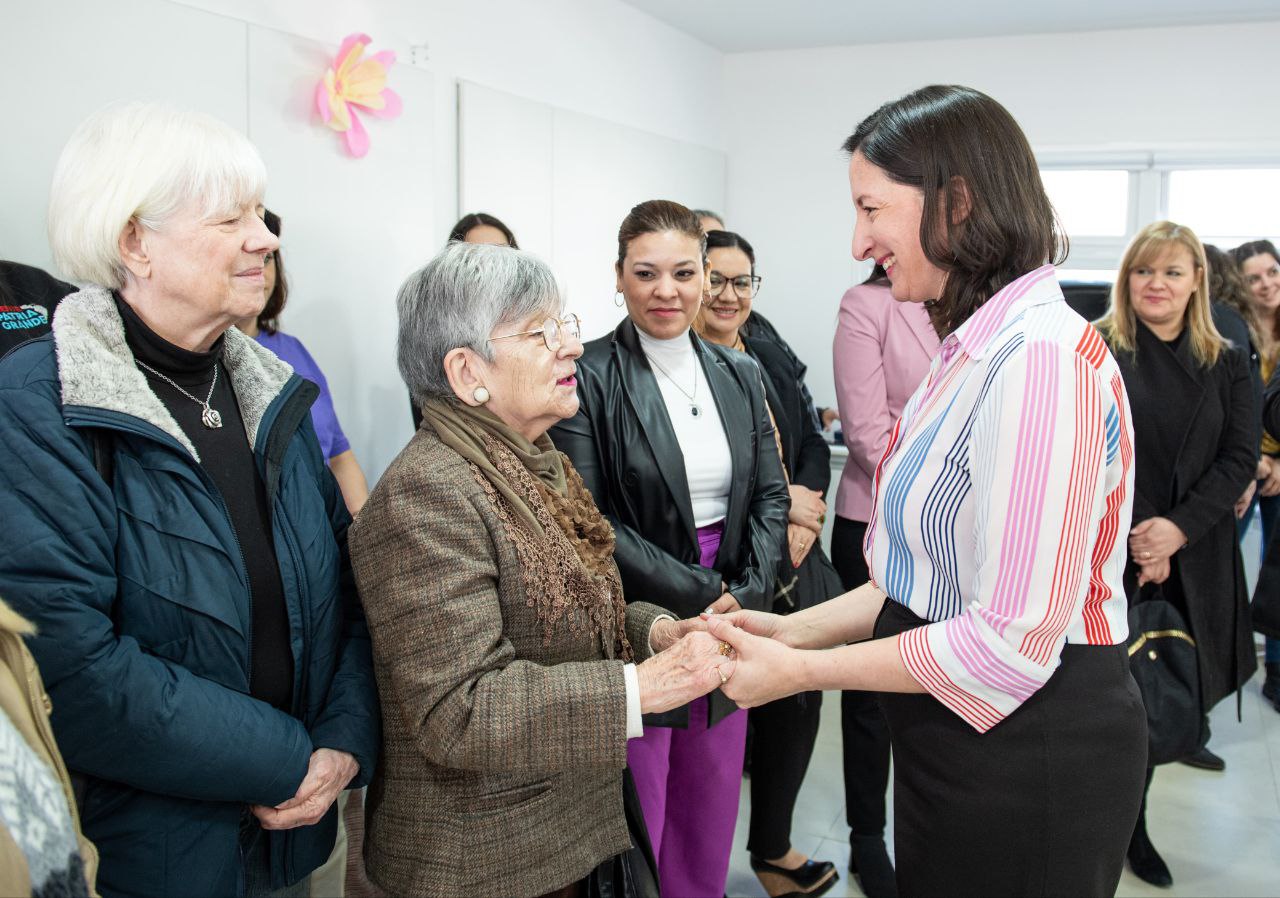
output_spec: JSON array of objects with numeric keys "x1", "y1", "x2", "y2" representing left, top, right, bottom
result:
[
  {"x1": 398, "y1": 242, "x2": 562, "y2": 403},
  {"x1": 48, "y1": 102, "x2": 268, "y2": 289}
]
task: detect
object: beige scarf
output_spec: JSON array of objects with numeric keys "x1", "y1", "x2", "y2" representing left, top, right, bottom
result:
[{"x1": 419, "y1": 398, "x2": 633, "y2": 660}]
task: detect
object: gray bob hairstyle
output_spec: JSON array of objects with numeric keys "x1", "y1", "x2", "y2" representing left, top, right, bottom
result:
[
  {"x1": 398, "y1": 241, "x2": 562, "y2": 403},
  {"x1": 48, "y1": 102, "x2": 267, "y2": 289}
]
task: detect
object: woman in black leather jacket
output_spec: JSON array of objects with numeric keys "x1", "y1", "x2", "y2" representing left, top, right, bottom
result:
[{"x1": 551, "y1": 200, "x2": 788, "y2": 898}]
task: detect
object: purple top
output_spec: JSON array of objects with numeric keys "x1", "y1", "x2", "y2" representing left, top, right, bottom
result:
[{"x1": 254, "y1": 330, "x2": 351, "y2": 460}]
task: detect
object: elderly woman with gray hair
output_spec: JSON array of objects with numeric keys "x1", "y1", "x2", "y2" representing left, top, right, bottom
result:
[
  {"x1": 0, "y1": 103, "x2": 379, "y2": 898},
  {"x1": 350, "y1": 241, "x2": 731, "y2": 898}
]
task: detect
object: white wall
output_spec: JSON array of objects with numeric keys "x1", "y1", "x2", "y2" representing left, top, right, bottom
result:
[
  {"x1": 722, "y1": 21, "x2": 1280, "y2": 409},
  {"x1": 170, "y1": 0, "x2": 727, "y2": 248},
  {"x1": 460, "y1": 82, "x2": 726, "y2": 342},
  {"x1": 2, "y1": 0, "x2": 724, "y2": 482}
]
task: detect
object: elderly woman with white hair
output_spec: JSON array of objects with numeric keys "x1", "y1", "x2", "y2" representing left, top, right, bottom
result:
[
  {"x1": 0, "y1": 103, "x2": 379, "y2": 898},
  {"x1": 349, "y1": 241, "x2": 731, "y2": 898}
]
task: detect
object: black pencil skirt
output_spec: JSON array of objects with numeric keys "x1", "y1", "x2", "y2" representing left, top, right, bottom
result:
[{"x1": 873, "y1": 599, "x2": 1148, "y2": 897}]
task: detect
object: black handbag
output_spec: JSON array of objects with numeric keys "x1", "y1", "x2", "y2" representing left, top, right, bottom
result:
[
  {"x1": 586, "y1": 769, "x2": 659, "y2": 898},
  {"x1": 772, "y1": 544, "x2": 843, "y2": 615},
  {"x1": 1126, "y1": 585, "x2": 1206, "y2": 766}
]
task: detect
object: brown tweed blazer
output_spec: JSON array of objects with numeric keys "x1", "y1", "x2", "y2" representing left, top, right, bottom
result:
[{"x1": 350, "y1": 425, "x2": 666, "y2": 898}]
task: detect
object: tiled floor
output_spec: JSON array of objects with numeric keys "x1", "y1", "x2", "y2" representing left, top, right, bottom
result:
[{"x1": 723, "y1": 667, "x2": 1280, "y2": 897}]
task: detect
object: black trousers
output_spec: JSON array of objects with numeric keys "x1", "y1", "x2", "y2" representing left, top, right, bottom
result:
[
  {"x1": 874, "y1": 599, "x2": 1148, "y2": 897},
  {"x1": 830, "y1": 516, "x2": 892, "y2": 838},
  {"x1": 746, "y1": 690, "x2": 823, "y2": 857}
]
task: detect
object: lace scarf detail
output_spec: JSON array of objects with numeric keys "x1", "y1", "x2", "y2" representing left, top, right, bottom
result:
[{"x1": 468, "y1": 434, "x2": 634, "y2": 662}]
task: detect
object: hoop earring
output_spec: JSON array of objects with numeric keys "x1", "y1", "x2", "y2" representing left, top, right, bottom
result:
[
  {"x1": 472, "y1": 386, "x2": 490, "y2": 405},
  {"x1": 614, "y1": 291, "x2": 625, "y2": 308}
]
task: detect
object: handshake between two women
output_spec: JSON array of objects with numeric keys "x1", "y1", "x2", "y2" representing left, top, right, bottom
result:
[
  {"x1": 632, "y1": 592, "x2": 871, "y2": 715},
  {"x1": 630, "y1": 580, "x2": 900, "y2": 716}
]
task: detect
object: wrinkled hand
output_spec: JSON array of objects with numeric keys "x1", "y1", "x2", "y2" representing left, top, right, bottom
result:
[
  {"x1": 1129, "y1": 517, "x2": 1187, "y2": 563},
  {"x1": 787, "y1": 523, "x2": 817, "y2": 568},
  {"x1": 703, "y1": 617, "x2": 799, "y2": 709},
  {"x1": 636, "y1": 631, "x2": 736, "y2": 715},
  {"x1": 1137, "y1": 556, "x2": 1171, "y2": 587},
  {"x1": 1237, "y1": 479, "x2": 1257, "y2": 519},
  {"x1": 788, "y1": 484, "x2": 827, "y2": 531},
  {"x1": 251, "y1": 749, "x2": 358, "y2": 830},
  {"x1": 648, "y1": 615, "x2": 708, "y2": 653},
  {"x1": 705, "y1": 592, "x2": 741, "y2": 614}
]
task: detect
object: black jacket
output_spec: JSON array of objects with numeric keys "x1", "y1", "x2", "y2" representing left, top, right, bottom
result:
[
  {"x1": 743, "y1": 334, "x2": 830, "y2": 494},
  {"x1": 1249, "y1": 362, "x2": 1280, "y2": 638},
  {"x1": 551, "y1": 319, "x2": 789, "y2": 728},
  {"x1": 1211, "y1": 302, "x2": 1263, "y2": 427},
  {"x1": 744, "y1": 310, "x2": 820, "y2": 430},
  {"x1": 1111, "y1": 322, "x2": 1257, "y2": 710},
  {"x1": 743, "y1": 333, "x2": 843, "y2": 614},
  {"x1": 0, "y1": 260, "x2": 75, "y2": 358}
]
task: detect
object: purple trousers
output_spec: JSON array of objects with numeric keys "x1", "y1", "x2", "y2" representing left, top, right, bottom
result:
[{"x1": 627, "y1": 521, "x2": 748, "y2": 898}]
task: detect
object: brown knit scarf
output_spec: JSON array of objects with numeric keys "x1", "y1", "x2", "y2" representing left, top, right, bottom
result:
[{"x1": 419, "y1": 398, "x2": 633, "y2": 661}]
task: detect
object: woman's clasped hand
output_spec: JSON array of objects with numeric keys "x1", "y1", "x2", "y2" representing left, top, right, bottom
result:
[
  {"x1": 634, "y1": 628, "x2": 740, "y2": 715},
  {"x1": 655, "y1": 608, "x2": 812, "y2": 711},
  {"x1": 1128, "y1": 516, "x2": 1188, "y2": 586}
]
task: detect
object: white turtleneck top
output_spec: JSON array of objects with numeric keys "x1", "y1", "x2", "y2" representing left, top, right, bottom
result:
[{"x1": 635, "y1": 327, "x2": 733, "y2": 527}]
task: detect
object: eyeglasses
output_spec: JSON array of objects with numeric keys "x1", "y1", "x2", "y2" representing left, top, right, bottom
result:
[
  {"x1": 489, "y1": 313, "x2": 582, "y2": 352},
  {"x1": 707, "y1": 272, "x2": 762, "y2": 299}
]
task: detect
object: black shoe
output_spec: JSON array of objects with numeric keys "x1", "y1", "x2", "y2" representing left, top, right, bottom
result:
[
  {"x1": 1127, "y1": 826, "x2": 1172, "y2": 887},
  {"x1": 1180, "y1": 745, "x2": 1226, "y2": 771},
  {"x1": 849, "y1": 835, "x2": 897, "y2": 898},
  {"x1": 1263, "y1": 663, "x2": 1280, "y2": 712},
  {"x1": 749, "y1": 855, "x2": 837, "y2": 897}
]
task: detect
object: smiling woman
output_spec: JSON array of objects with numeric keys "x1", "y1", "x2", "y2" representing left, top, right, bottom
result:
[
  {"x1": 1096, "y1": 221, "x2": 1256, "y2": 886},
  {"x1": 702, "y1": 86, "x2": 1148, "y2": 897},
  {"x1": 551, "y1": 200, "x2": 790, "y2": 898},
  {"x1": 353, "y1": 240, "x2": 735, "y2": 898},
  {"x1": 0, "y1": 102, "x2": 380, "y2": 898},
  {"x1": 694, "y1": 227, "x2": 845, "y2": 898}
]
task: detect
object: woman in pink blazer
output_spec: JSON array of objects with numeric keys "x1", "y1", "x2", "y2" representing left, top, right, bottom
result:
[{"x1": 829, "y1": 270, "x2": 939, "y2": 898}]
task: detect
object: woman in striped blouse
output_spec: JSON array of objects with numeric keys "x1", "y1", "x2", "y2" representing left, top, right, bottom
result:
[{"x1": 707, "y1": 85, "x2": 1148, "y2": 896}]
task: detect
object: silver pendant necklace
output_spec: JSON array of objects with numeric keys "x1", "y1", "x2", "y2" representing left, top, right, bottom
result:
[
  {"x1": 646, "y1": 354, "x2": 703, "y2": 417},
  {"x1": 135, "y1": 359, "x2": 224, "y2": 429}
]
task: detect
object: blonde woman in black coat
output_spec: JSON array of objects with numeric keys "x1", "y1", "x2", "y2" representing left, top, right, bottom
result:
[{"x1": 1097, "y1": 220, "x2": 1258, "y2": 888}]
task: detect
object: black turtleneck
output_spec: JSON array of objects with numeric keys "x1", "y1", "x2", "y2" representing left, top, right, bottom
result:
[{"x1": 114, "y1": 294, "x2": 293, "y2": 711}]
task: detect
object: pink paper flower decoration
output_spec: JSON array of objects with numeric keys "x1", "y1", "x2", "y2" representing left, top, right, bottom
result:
[{"x1": 315, "y1": 33, "x2": 403, "y2": 158}]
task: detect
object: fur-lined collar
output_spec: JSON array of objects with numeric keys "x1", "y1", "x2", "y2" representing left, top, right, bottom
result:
[{"x1": 52, "y1": 287, "x2": 295, "y2": 461}]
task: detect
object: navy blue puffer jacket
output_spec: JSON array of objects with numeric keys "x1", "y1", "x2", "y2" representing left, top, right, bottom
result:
[{"x1": 0, "y1": 289, "x2": 379, "y2": 898}]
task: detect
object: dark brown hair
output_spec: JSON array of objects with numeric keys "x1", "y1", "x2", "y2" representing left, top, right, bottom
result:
[
  {"x1": 1233, "y1": 239, "x2": 1280, "y2": 341},
  {"x1": 448, "y1": 212, "x2": 518, "y2": 249},
  {"x1": 842, "y1": 85, "x2": 1066, "y2": 336},
  {"x1": 705, "y1": 229, "x2": 755, "y2": 269},
  {"x1": 616, "y1": 200, "x2": 706, "y2": 269},
  {"x1": 1232, "y1": 239, "x2": 1280, "y2": 269},
  {"x1": 1205, "y1": 243, "x2": 1263, "y2": 345},
  {"x1": 256, "y1": 208, "x2": 287, "y2": 335}
]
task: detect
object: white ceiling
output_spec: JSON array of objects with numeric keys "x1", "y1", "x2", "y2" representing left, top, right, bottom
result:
[{"x1": 619, "y1": 0, "x2": 1280, "y2": 52}]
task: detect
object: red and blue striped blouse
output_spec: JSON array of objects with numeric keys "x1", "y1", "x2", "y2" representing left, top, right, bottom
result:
[{"x1": 865, "y1": 265, "x2": 1135, "y2": 732}]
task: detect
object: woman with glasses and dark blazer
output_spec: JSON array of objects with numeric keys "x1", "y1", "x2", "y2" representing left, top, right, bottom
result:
[
  {"x1": 693, "y1": 228, "x2": 842, "y2": 898},
  {"x1": 551, "y1": 200, "x2": 789, "y2": 898}
]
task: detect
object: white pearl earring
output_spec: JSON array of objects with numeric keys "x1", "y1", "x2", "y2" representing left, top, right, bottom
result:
[{"x1": 473, "y1": 386, "x2": 490, "y2": 404}]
